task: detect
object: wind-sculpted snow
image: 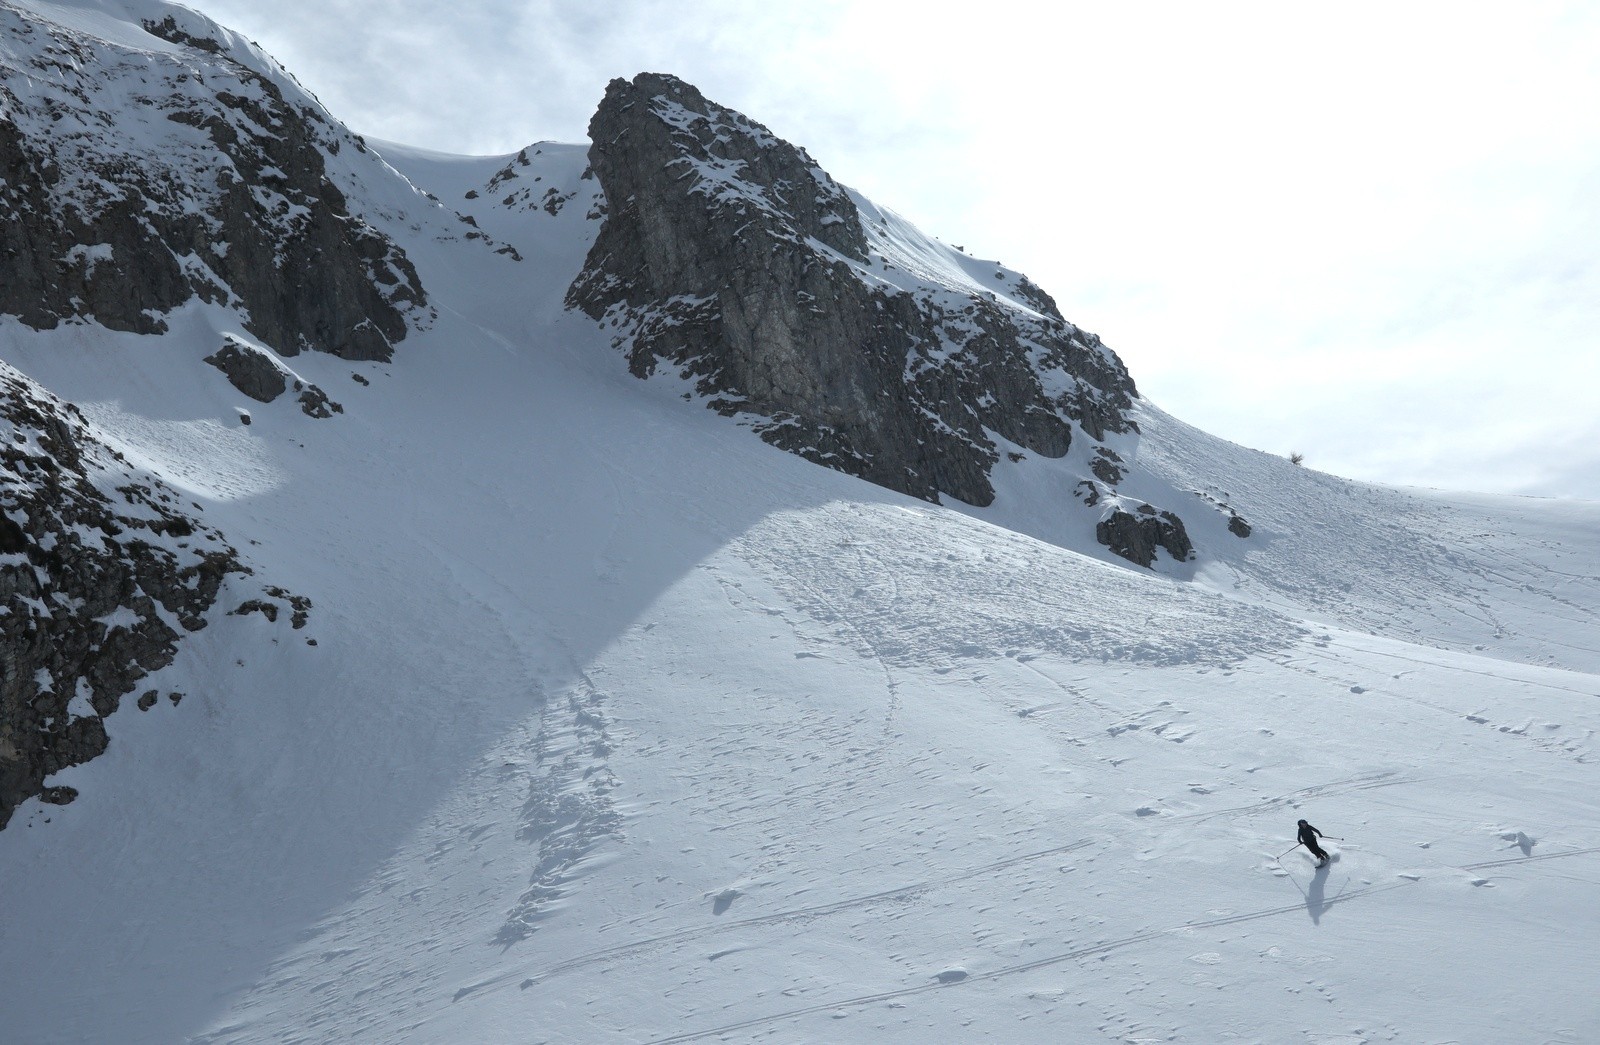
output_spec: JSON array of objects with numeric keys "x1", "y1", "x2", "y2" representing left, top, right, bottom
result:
[
  {"x1": 732, "y1": 502, "x2": 1303, "y2": 669},
  {"x1": 1, "y1": 7, "x2": 1598, "y2": 1042}
]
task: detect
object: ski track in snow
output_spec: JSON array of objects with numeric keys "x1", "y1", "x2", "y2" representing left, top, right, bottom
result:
[
  {"x1": 495, "y1": 772, "x2": 1413, "y2": 993},
  {"x1": 636, "y1": 841, "x2": 1600, "y2": 1045}
]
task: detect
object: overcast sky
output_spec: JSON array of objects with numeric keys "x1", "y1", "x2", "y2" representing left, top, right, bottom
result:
[{"x1": 190, "y1": 0, "x2": 1600, "y2": 499}]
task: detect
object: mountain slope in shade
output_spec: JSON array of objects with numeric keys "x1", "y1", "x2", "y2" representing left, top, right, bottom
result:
[{"x1": 0, "y1": 2, "x2": 1597, "y2": 1043}]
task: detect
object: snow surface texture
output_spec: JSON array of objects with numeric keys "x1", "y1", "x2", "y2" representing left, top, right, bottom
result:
[{"x1": 3, "y1": 2, "x2": 1600, "y2": 1042}]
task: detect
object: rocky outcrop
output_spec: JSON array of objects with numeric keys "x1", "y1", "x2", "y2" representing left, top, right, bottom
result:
[
  {"x1": 568, "y1": 73, "x2": 1140, "y2": 509},
  {"x1": 0, "y1": 5, "x2": 425, "y2": 360},
  {"x1": 565, "y1": 74, "x2": 1201, "y2": 569},
  {"x1": 204, "y1": 339, "x2": 289, "y2": 403},
  {"x1": 1191, "y1": 490, "x2": 1254, "y2": 539},
  {"x1": 204, "y1": 336, "x2": 343, "y2": 417},
  {"x1": 230, "y1": 586, "x2": 312, "y2": 629},
  {"x1": 1096, "y1": 505, "x2": 1195, "y2": 568},
  {"x1": 0, "y1": 362, "x2": 247, "y2": 828}
]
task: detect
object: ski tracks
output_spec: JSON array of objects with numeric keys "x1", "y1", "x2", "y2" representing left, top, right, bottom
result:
[
  {"x1": 1272, "y1": 643, "x2": 1597, "y2": 765},
  {"x1": 1181, "y1": 769, "x2": 1415, "y2": 825},
  {"x1": 492, "y1": 771, "x2": 1413, "y2": 1003},
  {"x1": 728, "y1": 538, "x2": 905, "y2": 748},
  {"x1": 642, "y1": 844, "x2": 1600, "y2": 1044},
  {"x1": 641, "y1": 884, "x2": 1416, "y2": 1044},
  {"x1": 513, "y1": 838, "x2": 1097, "y2": 990}
]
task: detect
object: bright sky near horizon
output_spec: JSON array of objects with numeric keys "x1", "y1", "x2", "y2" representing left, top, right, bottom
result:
[{"x1": 191, "y1": 0, "x2": 1600, "y2": 499}]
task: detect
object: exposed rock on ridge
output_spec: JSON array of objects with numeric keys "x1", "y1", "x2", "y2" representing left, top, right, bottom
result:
[
  {"x1": 568, "y1": 72, "x2": 1146, "y2": 512},
  {"x1": 0, "y1": 4, "x2": 425, "y2": 360},
  {"x1": 0, "y1": 361, "x2": 246, "y2": 829}
]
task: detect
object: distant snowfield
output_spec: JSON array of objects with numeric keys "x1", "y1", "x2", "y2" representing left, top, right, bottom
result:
[{"x1": 4, "y1": 14, "x2": 1600, "y2": 1041}]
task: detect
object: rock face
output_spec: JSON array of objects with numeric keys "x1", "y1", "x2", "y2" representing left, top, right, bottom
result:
[
  {"x1": 568, "y1": 73, "x2": 1142, "y2": 510},
  {"x1": 0, "y1": 6, "x2": 425, "y2": 360},
  {"x1": 0, "y1": 2, "x2": 421, "y2": 829},
  {"x1": 1096, "y1": 505, "x2": 1195, "y2": 569},
  {"x1": 0, "y1": 361, "x2": 246, "y2": 828}
]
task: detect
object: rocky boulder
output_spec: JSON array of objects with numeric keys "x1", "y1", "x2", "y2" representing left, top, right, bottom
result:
[
  {"x1": 204, "y1": 338, "x2": 290, "y2": 403},
  {"x1": 1096, "y1": 505, "x2": 1195, "y2": 569}
]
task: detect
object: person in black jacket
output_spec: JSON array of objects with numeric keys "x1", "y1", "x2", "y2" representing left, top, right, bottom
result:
[{"x1": 1297, "y1": 819, "x2": 1329, "y2": 867}]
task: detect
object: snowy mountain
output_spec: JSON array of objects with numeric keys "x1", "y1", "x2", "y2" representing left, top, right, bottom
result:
[{"x1": 3, "y1": 2, "x2": 1598, "y2": 1043}]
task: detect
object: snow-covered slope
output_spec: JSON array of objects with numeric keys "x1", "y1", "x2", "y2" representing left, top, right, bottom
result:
[{"x1": 2, "y1": 3, "x2": 1598, "y2": 1043}]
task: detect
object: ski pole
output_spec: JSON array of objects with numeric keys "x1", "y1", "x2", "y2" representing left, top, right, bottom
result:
[{"x1": 1275, "y1": 843, "x2": 1302, "y2": 861}]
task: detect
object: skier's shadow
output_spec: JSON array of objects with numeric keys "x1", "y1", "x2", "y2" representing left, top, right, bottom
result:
[
  {"x1": 1288, "y1": 857, "x2": 1339, "y2": 924},
  {"x1": 1305, "y1": 863, "x2": 1331, "y2": 923}
]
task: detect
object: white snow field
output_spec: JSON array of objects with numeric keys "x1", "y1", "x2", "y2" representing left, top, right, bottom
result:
[{"x1": 3, "y1": 5, "x2": 1600, "y2": 1043}]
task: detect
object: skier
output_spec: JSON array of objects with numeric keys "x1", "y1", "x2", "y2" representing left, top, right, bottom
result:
[{"x1": 1297, "y1": 819, "x2": 1329, "y2": 867}]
